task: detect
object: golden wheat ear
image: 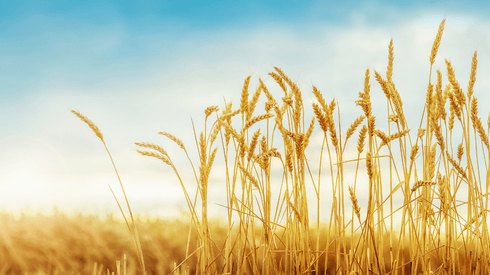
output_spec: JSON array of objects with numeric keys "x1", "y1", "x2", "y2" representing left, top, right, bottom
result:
[
  {"x1": 430, "y1": 18, "x2": 446, "y2": 65},
  {"x1": 71, "y1": 110, "x2": 104, "y2": 142}
]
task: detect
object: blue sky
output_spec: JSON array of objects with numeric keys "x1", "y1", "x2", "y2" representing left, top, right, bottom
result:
[{"x1": 0, "y1": 1, "x2": 488, "y2": 218}]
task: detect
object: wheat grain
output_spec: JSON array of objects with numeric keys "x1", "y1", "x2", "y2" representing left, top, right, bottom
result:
[
  {"x1": 387, "y1": 39, "x2": 394, "y2": 83},
  {"x1": 258, "y1": 155, "x2": 270, "y2": 171},
  {"x1": 287, "y1": 197, "x2": 301, "y2": 222},
  {"x1": 238, "y1": 164, "x2": 260, "y2": 190},
  {"x1": 247, "y1": 129, "x2": 261, "y2": 162},
  {"x1": 366, "y1": 151, "x2": 373, "y2": 181},
  {"x1": 303, "y1": 117, "x2": 316, "y2": 149},
  {"x1": 264, "y1": 100, "x2": 276, "y2": 113},
  {"x1": 410, "y1": 144, "x2": 419, "y2": 163},
  {"x1": 431, "y1": 116, "x2": 445, "y2": 151},
  {"x1": 218, "y1": 119, "x2": 238, "y2": 146},
  {"x1": 267, "y1": 148, "x2": 280, "y2": 158},
  {"x1": 411, "y1": 180, "x2": 436, "y2": 193},
  {"x1": 71, "y1": 110, "x2": 104, "y2": 142},
  {"x1": 269, "y1": 72, "x2": 287, "y2": 94},
  {"x1": 446, "y1": 150, "x2": 467, "y2": 180},
  {"x1": 357, "y1": 125, "x2": 367, "y2": 154},
  {"x1": 312, "y1": 103, "x2": 328, "y2": 133},
  {"x1": 355, "y1": 69, "x2": 372, "y2": 117},
  {"x1": 375, "y1": 130, "x2": 390, "y2": 146},
  {"x1": 294, "y1": 133, "x2": 305, "y2": 159},
  {"x1": 386, "y1": 128, "x2": 410, "y2": 144},
  {"x1": 446, "y1": 59, "x2": 466, "y2": 108},
  {"x1": 367, "y1": 115, "x2": 376, "y2": 139},
  {"x1": 457, "y1": 142, "x2": 464, "y2": 162},
  {"x1": 244, "y1": 113, "x2": 274, "y2": 130},
  {"x1": 219, "y1": 102, "x2": 239, "y2": 122},
  {"x1": 467, "y1": 51, "x2": 478, "y2": 99},
  {"x1": 448, "y1": 92, "x2": 456, "y2": 131},
  {"x1": 206, "y1": 148, "x2": 217, "y2": 175},
  {"x1": 199, "y1": 132, "x2": 206, "y2": 167},
  {"x1": 282, "y1": 95, "x2": 293, "y2": 106},
  {"x1": 348, "y1": 186, "x2": 361, "y2": 222},
  {"x1": 273, "y1": 67, "x2": 294, "y2": 91},
  {"x1": 134, "y1": 142, "x2": 168, "y2": 157},
  {"x1": 285, "y1": 136, "x2": 294, "y2": 173},
  {"x1": 488, "y1": 112, "x2": 490, "y2": 133},
  {"x1": 428, "y1": 143, "x2": 437, "y2": 180},
  {"x1": 312, "y1": 85, "x2": 328, "y2": 112},
  {"x1": 240, "y1": 76, "x2": 252, "y2": 114},
  {"x1": 470, "y1": 97, "x2": 490, "y2": 149},
  {"x1": 209, "y1": 123, "x2": 221, "y2": 146},
  {"x1": 260, "y1": 135, "x2": 267, "y2": 154},
  {"x1": 328, "y1": 99, "x2": 336, "y2": 114},
  {"x1": 204, "y1": 105, "x2": 219, "y2": 118},
  {"x1": 247, "y1": 85, "x2": 262, "y2": 119},
  {"x1": 136, "y1": 150, "x2": 171, "y2": 166},
  {"x1": 375, "y1": 70, "x2": 391, "y2": 99},
  {"x1": 430, "y1": 19, "x2": 446, "y2": 65},
  {"x1": 237, "y1": 133, "x2": 246, "y2": 159},
  {"x1": 389, "y1": 84, "x2": 406, "y2": 128},
  {"x1": 426, "y1": 83, "x2": 434, "y2": 119},
  {"x1": 258, "y1": 78, "x2": 275, "y2": 103},
  {"x1": 435, "y1": 70, "x2": 447, "y2": 120},
  {"x1": 292, "y1": 85, "x2": 303, "y2": 127},
  {"x1": 325, "y1": 100, "x2": 338, "y2": 149},
  {"x1": 345, "y1": 115, "x2": 365, "y2": 146},
  {"x1": 159, "y1": 132, "x2": 185, "y2": 150},
  {"x1": 437, "y1": 174, "x2": 447, "y2": 212},
  {"x1": 273, "y1": 101, "x2": 284, "y2": 123},
  {"x1": 219, "y1": 109, "x2": 241, "y2": 122},
  {"x1": 388, "y1": 114, "x2": 398, "y2": 123}
]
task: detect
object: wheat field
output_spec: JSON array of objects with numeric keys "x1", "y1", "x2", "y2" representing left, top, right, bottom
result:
[{"x1": 2, "y1": 18, "x2": 490, "y2": 274}]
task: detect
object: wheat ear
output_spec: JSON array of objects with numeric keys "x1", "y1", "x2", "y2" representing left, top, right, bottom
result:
[
  {"x1": 348, "y1": 186, "x2": 361, "y2": 222},
  {"x1": 71, "y1": 110, "x2": 104, "y2": 142},
  {"x1": 467, "y1": 51, "x2": 477, "y2": 99},
  {"x1": 159, "y1": 132, "x2": 185, "y2": 150},
  {"x1": 411, "y1": 180, "x2": 436, "y2": 193},
  {"x1": 430, "y1": 18, "x2": 446, "y2": 65}
]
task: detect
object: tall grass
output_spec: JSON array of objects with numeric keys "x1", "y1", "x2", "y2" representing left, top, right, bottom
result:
[{"x1": 71, "y1": 19, "x2": 490, "y2": 274}]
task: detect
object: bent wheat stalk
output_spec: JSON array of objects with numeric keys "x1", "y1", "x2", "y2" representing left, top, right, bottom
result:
[{"x1": 71, "y1": 110, "x2": 146, "y2": 275}]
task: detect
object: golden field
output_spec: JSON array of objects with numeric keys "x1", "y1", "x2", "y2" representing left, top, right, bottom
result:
[
  {"x1": 3, "y1": 19, "x2": 490, "y2": 274},
  {"x1": 0, "y1": 210, "x2": 217, "y2": 275}
]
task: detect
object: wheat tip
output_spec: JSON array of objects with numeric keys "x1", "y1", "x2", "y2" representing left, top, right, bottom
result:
[{"x1": 71, "y1": 110, "x2": 104, "y2": 142}]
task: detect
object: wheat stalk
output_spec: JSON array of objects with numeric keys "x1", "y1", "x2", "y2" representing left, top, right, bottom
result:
[{"x1": 71, "y1": 110, "x2": 146, "y2": 274}]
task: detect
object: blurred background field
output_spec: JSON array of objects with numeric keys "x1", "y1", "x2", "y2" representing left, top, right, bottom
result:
[
  {"x1": 0, "y1": 210, "x2": 204, "y2": 275},
  {"x1": 0, "y1": 211, "x2": 423, "y2": 274}
]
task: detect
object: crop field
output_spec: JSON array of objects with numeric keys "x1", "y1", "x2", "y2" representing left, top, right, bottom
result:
[{"x1": 2, "y1": 19, "x2": 490, "y2": 274}]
